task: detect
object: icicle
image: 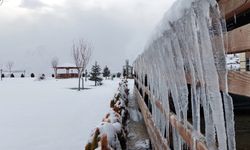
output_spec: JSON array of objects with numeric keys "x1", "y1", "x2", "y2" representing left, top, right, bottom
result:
[{"x1": 133, "y1": 0, "x2": 236, "y2": 149}]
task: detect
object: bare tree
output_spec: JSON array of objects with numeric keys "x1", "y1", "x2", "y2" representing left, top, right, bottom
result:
[
  {"x1": 6, "y1": 61, "x2": 14, "y2": 75},
  {"x1": 0, "y1": 0, "x2": 4, "y2": 5},
  {"x1": 51, "y1": 57, "x2": 59, "y2": 78},
  {"x1": 72, "y1": 39, "x2": 92, "y2": 91}
]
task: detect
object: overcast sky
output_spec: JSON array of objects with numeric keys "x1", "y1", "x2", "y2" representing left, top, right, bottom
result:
[{"x1": 0, "y1": 0, "x2": 176, "y2": 74}]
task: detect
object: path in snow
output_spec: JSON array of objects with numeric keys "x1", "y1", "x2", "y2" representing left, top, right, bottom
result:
[
  {"x1": 126, "y1": 80, "x2": 151, "y2": 150},
  {"x1": 0, "y1": 78, "x2": 120, "y2": 150}
]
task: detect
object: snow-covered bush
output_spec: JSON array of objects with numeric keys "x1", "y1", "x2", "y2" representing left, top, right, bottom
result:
[
  {"x1": 36, "y1": 74, "x2": 46, "y2": 81},
  {"x1": 85, "y1": 80, "x2": 130, "y2": 150}
]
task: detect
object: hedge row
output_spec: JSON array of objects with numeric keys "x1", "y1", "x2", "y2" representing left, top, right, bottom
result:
[{"x1": 85, "y1": 79, "x2": 130, "y2": 150}]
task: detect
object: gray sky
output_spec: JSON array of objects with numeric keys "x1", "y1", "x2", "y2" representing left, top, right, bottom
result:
[{"x1": 0, "y1": 0, "x2": 176, "y2": 74}]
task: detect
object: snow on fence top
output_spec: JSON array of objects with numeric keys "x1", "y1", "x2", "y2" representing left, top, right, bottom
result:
[{"x1": 134, "y1": 0, "x2": 235, "y2": 150}]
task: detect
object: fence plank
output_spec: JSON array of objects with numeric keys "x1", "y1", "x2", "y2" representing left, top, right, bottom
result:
[
  {"x1": 228, "y1": 71, "x2": 250, "y2": 97},
  {"x1": 227, "y1": 24, "x2": 250, "y2": 54},
  {"x1": 219, "y1": 0, "x2": 250, "y2": 19}
]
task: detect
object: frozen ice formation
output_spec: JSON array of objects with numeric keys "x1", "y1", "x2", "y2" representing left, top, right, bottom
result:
[{"x1": 133, "y1": 0, "x2": 235, "y2": 150}]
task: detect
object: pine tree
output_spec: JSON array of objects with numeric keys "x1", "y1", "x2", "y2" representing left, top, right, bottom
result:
[
  {"x1": 103, "y1": 65, "x2": 111, "y2": 79},
  {"x1": 89, "y1": 61, "x2": 103, "y2": 86}
]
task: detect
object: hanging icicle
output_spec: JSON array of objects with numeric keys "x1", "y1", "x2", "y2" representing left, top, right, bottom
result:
[{"x1": 133, "y1": 0, "x2": 236, "y2": 149}]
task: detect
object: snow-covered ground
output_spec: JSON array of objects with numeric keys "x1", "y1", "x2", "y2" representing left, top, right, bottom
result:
[
  {"x1": 226, "y1": 54, "x2": 240, "y2": 70},
  {"x1": 0, "y1": 78, "x2": 120, "y2": 150}
]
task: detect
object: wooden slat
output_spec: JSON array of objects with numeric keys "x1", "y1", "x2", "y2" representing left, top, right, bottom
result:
[
  {"x1": 219, "y1": 0, "x2": 250, "y2": 19},
  {"x1": 135, "y1": 88, "x2": 170, "y2": 150},
  {"x1": 181, "y1": 70, "x2": 250, "y2": 97},
  {"x1": 135, "y1": 78, "x2": 209, "y2": 150},
  {"x1": 227, "y1": 24, "x2": 250, "y2": 54},
  {"x1": 155, "y1": 100, "x2": 210, "y2": 150},
  {"x1": 228, "y1": 71, "x2": 250, "y2": 97}
]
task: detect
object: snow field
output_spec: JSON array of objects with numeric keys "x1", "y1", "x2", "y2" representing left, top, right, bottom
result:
[{"x1": 0, "y1": 78, "x2": 120, "y2": 150}]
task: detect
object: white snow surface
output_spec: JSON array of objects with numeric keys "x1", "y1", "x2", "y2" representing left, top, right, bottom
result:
[{"x1": 0, "y1": 78, "x2": 121, "y2": 150}]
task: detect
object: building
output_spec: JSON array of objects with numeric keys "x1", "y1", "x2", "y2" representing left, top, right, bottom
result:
[{"x1": 54, "y1": 63, "x2": 81, "y2": 79}]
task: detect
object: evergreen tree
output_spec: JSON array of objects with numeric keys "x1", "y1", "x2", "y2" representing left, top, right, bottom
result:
[
  {"x1": 117, "y1": 72, "x2": 121, "y2": 78},
  {"x1": 89, "y1": 61, "x2": 103, "y2": 86},
  {"x1": 31, "y1": 73, "x2": 35, "y2": 78},
  {"x1": 10, "y1": 73, "x2": 14, "y2": 78},
  {"x1": 103, "y1": 65, "x2": 111, "y2": 79}
]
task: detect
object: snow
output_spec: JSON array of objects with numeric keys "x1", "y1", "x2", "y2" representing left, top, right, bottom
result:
[
  {"x1": 0, "y1": 78, "x2": 120, "y2": 150},
  {"x1": 135, "y1": 140, "x2": 150, "y2": 149},
  {"x1": 226, "y1": 54, "x2": 240, "y2": 70},
  {"x1": 57, "y1": 63, "x2": 76, "y2": 68},
  {"x1": 98, "y1": 122, "x2": 122, "y2": 149}
]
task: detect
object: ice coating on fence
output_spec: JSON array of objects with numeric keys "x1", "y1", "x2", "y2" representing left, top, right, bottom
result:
[{"x1": 133, "y1": 0, "x2": 236, "y2": 149}]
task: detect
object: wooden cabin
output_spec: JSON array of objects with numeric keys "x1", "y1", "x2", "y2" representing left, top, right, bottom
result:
[{"x1": 54, "y1": 63, "x2": 80, "y2": 79}]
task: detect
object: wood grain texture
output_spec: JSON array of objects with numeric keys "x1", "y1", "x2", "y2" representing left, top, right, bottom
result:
[
  {"x1": 219, "y1": 0, "x2": 250, "y2": 19},
  {"x1": 227, "y1": 24, "x2": 250, "y2": 54},
  {"x1": 228, "y1": 71, "x2": 250, "y2": 97}
]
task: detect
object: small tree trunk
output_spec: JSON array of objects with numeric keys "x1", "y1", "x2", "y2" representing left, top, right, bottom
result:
[
  {"x1": 0, "y1": 69, "x2": 2, "y2": 81},
  {"x1": 53, "y1": 69, "x2": 57, "y2": 78},
  {"x1": 55, "y1": 69, "x2": 57, "y2": 78},
  {"x1": 82, "y1": 77, "x2": 84, "y2": 89},
  {"x1": 78, "y1": 73, "x2": 81, "y2": 91},
  {"x1": 95, "y1": 79, "x2": 97, "y2": 86}
]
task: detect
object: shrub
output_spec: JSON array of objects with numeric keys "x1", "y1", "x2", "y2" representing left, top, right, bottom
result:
[
  {"x1": 101, "y1": 134, "x2": 110, "y2": 150},
  {"x1": 117, "y1": 132, "x2": 126, "y2": 150},
  {"x1": 85, "y1": 143, "x2": 91, "y2": 150},
  {"x1": 38, "y1": 74, "x2": 45, "y2": 80},
  {"x1": 110, "y1": 100, "x2": 115, "y2": 108},
  {"x1": 117, "y1": 72, "x2": 121, "y2": 78},
  {"x1": 31, "y1": 73, "x2": 35, "y2": 78},
  {"x1": 91, "y1": 128, "x2": 100, "y2": 150},
  {"x1": 21, "y1": 74, "x2": 25, "y2": 78},
  {"x1": 52, "y1": 74, "x2": 55, "y2": 78},
  {"x1": 10, "y1": 74, "x2": 14, "y2": 78},
  {"x1": 1, "y1": 74, "x2": 4, "y2": 78}
]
